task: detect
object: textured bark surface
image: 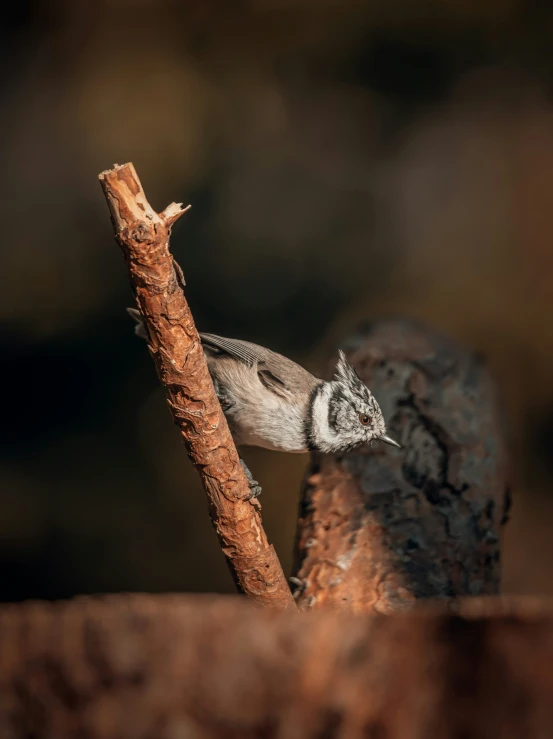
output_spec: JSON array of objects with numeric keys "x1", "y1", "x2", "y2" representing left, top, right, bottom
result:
[
  {"x1": 98, "y1": 163, "x2": 294, "y2": 609},
  {"x1": 0, "y1": 594, "x2": 552, "y2": 739},
  {"x1": 293, "y1": 319, "x2": 510, "y2": 613}
]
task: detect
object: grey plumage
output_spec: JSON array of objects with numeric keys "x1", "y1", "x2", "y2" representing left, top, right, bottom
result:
[
  {"x1": 127, "y1": 308, "x2": 400, "y2": 456},
  {"x1": 199, "y1": 331, "x2": 319, "y2": 452}
]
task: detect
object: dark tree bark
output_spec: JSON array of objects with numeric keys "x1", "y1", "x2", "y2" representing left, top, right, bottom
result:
[
  {"x1": 293, "y1": 319, "x2": 510, "y2": 613},
  {"x1": 98, "y1": 163, "x2": 294, "y2": 610},
  {"x1": 0, "y1": 594, "x2": 551, "y2": 739}
]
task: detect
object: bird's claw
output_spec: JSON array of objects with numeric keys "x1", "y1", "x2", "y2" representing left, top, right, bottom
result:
[
  {"x1": 245, "y1": 483, "x2": 263, "y2": 500},
  {"x1": 240, "y1": 459, "x2": 263, "y2": 500}
]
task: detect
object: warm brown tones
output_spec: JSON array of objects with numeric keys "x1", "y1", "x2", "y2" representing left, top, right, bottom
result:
[
  {"x1": 293, "y1": 319, "x2": 509, "y2": 613},
  {"x1": 98, "y1": 163, "x2": 294, "y2": 609},
  {"x1": 1, "y1": 594, "x2": 552, "y2": 738}
]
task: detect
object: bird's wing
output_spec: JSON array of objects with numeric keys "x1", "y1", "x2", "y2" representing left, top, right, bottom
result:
[
  {"x1": 200, "y1": 333, "x2": 320, "y2": 399},
  {"x1": 128, "y1": 316, "x2": 309, "y2": 395},
  {"x1": 199, "y1": 333, "x2": 269, "y2": 367}
]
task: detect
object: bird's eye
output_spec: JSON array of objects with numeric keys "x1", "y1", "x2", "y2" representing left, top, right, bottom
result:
[{"x1": 360, "y1": 414, "x2": 371, "y2": 426}]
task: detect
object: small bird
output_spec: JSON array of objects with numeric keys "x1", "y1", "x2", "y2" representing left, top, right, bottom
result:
[{"x1": 128, "y1": 308, "x2": 400, "y2": 497}]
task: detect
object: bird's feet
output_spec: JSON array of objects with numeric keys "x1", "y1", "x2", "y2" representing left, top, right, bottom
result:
[
  {"x1": 211, "y1": 378, "x2": 235, "y2": 413},
  {"x1": 240, "y1": 458, "x2": 263, "y2": 500}
]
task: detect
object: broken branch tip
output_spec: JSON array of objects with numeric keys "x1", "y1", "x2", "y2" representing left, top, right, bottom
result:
[
  {"x1": 163, "y1": 203, "x2": 192, "y2": 227},
  {"x1": 98, "y1": 162, "x2": 135, "y2": 181}
]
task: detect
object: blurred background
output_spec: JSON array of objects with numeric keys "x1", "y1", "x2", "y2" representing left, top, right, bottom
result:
[{"x1": 2, "y1": 0, "x2": 553, "y2": 602}]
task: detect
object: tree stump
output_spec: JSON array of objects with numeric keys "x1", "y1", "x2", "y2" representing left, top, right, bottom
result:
[{"x1": 293, "y1": 319, "x2": 510, "y2": 613}]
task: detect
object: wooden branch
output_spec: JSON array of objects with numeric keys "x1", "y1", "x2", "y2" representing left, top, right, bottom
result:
[
  {"x1": 292, "y1": 319, "x2": 510, "y2": 613},
  {"x1": 1, "y1": 593, "x2": 552, "y2": 737},
  {"x1": 98, "y1": 163, "x2": 294, "y2": 610}
]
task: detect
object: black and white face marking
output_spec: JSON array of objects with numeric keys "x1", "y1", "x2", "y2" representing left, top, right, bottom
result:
[{"x1": 308, "y1": 351, "x2": 398, "y2": 453}]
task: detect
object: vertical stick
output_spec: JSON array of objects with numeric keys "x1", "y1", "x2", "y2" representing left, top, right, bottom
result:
[{"x1": 99, "y1": 163, "x2": 294, "y2": 609}]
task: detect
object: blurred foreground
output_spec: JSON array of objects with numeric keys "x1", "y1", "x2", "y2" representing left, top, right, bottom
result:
[{"x1": 1, "y1": 593, "x2": 552, "y2": 737}]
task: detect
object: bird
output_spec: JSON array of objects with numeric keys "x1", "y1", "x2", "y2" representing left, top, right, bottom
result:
[{"x1": 128, "y1": 308, "x2": 400, "y2": 498}]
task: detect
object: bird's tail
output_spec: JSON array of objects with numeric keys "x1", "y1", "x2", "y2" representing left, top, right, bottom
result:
[{"x1": 127, "y1": 307, "x2": 148, "y2": 340}]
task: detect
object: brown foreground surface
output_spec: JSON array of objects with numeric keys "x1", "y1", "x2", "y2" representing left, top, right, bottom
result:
[{"x1": 0, "y1": 593, "x2": 552, "y2": 739}]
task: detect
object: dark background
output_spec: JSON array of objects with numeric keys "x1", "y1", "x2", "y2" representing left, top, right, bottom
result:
[{"x1": 2, "y1": 0, "x2": 553, "y2": 602}]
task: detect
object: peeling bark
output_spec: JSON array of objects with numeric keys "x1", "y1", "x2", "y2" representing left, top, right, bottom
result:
[
  {"x1": 293, "y1": 319, "x2": 509, "y2": 613},
  {"x1": 98, "y1": 163, "x2": 294, "y2": 609},
  {"x1": 0, "y1": 594, "x2": 551, "y2": 739}
]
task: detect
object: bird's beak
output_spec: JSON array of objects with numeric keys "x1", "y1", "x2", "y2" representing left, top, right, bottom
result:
[{"x1": 379, "y1": 434, "x2": 401, "y2": 449}]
